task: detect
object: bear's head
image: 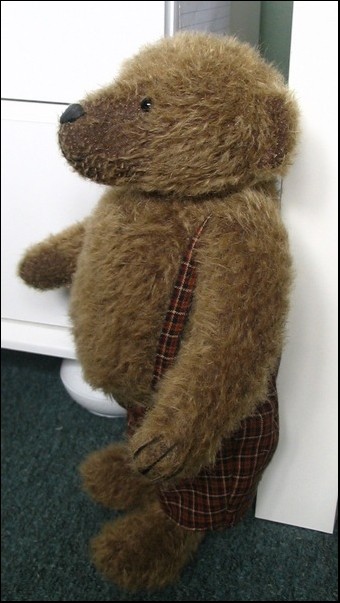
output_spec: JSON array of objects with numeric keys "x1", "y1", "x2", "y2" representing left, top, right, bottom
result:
[{"x1": 59, "y1": 32, "x2": 299, "y2": 197}]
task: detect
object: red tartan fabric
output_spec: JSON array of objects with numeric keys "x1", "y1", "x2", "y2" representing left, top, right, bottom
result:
[
  {"x1": 127, "y1": 385, "x2": 279, "y2": 531},
  {"x1": 127, "y1": 216, "x2": 280, "y2": 530},
  {"x1": 151, "y1": 216, "x2": 211, "y2": 390},
  {"x1": 158, "y1": 383, "x2": 279, "y2": 530}
]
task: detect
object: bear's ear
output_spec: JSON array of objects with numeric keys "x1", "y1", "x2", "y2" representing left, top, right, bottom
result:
[{"x1": 258, "y1": 93, "x2": 298, "y2": 172}]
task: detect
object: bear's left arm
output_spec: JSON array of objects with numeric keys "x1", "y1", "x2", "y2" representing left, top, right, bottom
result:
[
  {"x1": 18, "y1": 220, "x2": 88, "y2": 290},
  {"x1": 131, "y1": 196, "x2": 292, "y2": 481}
]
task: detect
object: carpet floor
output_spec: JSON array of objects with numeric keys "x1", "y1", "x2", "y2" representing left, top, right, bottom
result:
[{"x1": 1, "y1": 349, "x2": 338, "y2": 601}]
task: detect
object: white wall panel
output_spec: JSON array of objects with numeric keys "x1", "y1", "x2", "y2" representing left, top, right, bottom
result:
[{"x1": 256, "y1": 1, "x2": 338, "y2": 534}]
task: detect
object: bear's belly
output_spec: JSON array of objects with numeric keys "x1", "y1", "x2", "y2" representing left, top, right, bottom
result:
[{"x1": 69, "y1": 224, "x2": 183, "y2": 408}]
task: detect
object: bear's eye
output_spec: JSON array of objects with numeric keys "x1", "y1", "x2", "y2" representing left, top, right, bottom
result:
[{"x1": 140, "y1": 97, "x2": 153, "y2": 112}]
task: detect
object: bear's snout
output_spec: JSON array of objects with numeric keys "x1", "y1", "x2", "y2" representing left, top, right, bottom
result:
[{"x1": 60, "y1": 103, "x2": 85, "y2": 124}]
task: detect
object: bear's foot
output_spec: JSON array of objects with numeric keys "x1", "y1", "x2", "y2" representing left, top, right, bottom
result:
[
  {"x1": 79, "y1": 443, "x2": 157, "y2": 510},
  {"x1": 91, "y1": 500, "x2": 204, "y2": 591}
]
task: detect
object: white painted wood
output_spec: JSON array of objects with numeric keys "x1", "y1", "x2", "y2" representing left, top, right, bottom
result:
[
  {"x1": 1, "y1": 101, "x2": 101, "y2": 333},
  {"x1": 2, "y1": 319, "x2": 76, "y2": 359},
  {"x1": 1, "y1": 1, "x2": 167, "y2": 357},
  {"x1": 1, "y1": 1, "x2": 166, "y2": 103},
  {"x1": 255, "y1": 1, "x2": 338, "y2": 533}
]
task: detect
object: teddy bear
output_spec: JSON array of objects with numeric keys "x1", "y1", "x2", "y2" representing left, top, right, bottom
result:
[{"x1": 18, "y1": 32, "x2": 299, "y2": 591}]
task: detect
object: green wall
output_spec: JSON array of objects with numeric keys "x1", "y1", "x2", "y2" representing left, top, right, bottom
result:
[{"x1": 259, "y1": 1, "x2": 294, "y2": 80}]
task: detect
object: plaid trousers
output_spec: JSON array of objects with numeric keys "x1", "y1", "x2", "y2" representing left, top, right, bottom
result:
[{"x1": 128, "y1": 216, "x2": 279, "y2": 530}]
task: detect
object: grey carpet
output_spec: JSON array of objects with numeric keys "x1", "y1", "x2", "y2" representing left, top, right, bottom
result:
[{"x1": 1, "y1": 350, "x2": 338, "y2": 601}]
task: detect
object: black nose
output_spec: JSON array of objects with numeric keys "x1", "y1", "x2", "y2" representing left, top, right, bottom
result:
[{"x1": 60, "y1": 103, "x2": 85, "y2": 124}]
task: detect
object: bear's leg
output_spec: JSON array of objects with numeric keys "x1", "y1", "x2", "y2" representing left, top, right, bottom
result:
[
  {"x1": 91, "y1": 499, "x2": 204, "y2": 591},
  {"x1": 79, "y1": 443, "x2": 157, "y2": 510}
]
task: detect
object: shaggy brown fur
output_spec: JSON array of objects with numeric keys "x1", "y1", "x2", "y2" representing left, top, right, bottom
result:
[
  {"x1": 79, "y1": 443, "x2": 157, "y2": 510},
  {"x1": 18, "y1": 32, "x2": 299, "y2": 590},
  {"x1": 91, "y1": 500, "x2": 204, "y2": 591}
]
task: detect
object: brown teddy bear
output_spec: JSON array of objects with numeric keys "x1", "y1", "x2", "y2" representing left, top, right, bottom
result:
[{"x1": 18, "y1": 32, "x2": 299, "y2": 591}]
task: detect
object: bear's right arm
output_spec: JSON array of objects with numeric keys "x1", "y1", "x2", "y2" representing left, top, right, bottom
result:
[{"x1": 18, "y1": 219, "x2": 88, "y2": 290}]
